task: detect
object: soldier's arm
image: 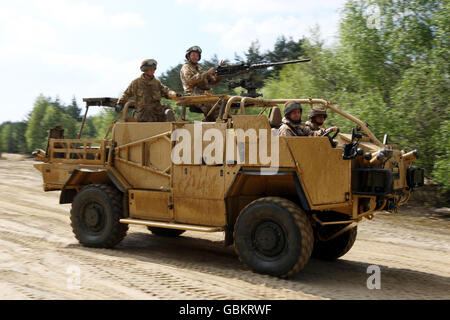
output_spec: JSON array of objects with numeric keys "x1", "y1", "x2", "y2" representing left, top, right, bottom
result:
[
  {"x1": 313, "y1": 128, "x2": 326, "y2": 136},
  {"x1": 117, "y1": 80, "x2": 136, "y2": 104},
  {"x1": 181, "y1": 64, "x2": 209, "y2": 86},
  {"x1": 302, "y1": 125, "x2": 317, "y2": 137},
  {"x1": 317, "y1": 126, "x2": 339, "y2": 136},
  {"x1": 208, "y1": 74, "x2": 222, "y2": 85},
  {"x1": 158, "y1": 80, "x2": 180, "y2": 100},
  {"x1": 158, "y1": 80, "x2": 171, "y2": 98},
  {"x1": 278, "y1": 125, "x2": 294, "y2": 137}
]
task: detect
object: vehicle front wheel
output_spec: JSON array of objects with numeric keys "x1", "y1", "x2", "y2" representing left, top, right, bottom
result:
[
  {"x1": 234, "y1": 197, "x2": 314, "y2": 278},
  {"x1": 70, "y1": 184, "x2": 128, "y2": 248}
]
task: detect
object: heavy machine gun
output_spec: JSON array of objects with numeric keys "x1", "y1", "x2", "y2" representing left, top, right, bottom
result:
[{"x1": 215, "y1": 58, "x2": 311, "y2": 98}]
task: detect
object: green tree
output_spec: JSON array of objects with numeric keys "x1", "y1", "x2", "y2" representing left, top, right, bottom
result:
[
  {"x1": 91, "y1": 108, "x2": 117, "y2": 139},
  {"x1": 25, "y1": 95, "x2": 50, "y2": 151},
  {"x1": 81, "y1": 117, "x2": 98, "y2": 139},
  {"x1": 339, "y1": 0, "x2": 444, "y2": 105},
  {"x1": 0, "y1": 123, "x2": 13, "y2": 153},
  {"x1": 65, "y1": 96, "x2": 82, "y2": 121},
  {"x1": 11, "y1": 121, "x2": 28, "y2": 154},
  {"x1": 265, "y1": 36, "x2": 306, "y2": 75},
  {"x1": 159, "y1": 63, "x2": 184, "y2": 93},
  {"x1": 391, "y1": 62, "x2": 449, "y2": 173},
  {"x1": 41, "y1": 106, "x2": 78, "y2": 141}
]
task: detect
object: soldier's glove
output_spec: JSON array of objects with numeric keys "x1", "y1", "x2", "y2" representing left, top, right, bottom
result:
[
  {"x1": 168, "y1": 91, "x2": 183, "y2": 99},
  {"x1": 322, "y1": 128, "x2": 333, "y2": 136},
  {"x1": 168, "y1": 91, "x2": 178, "y2": 99},
  {"x1": 114, "y1": 103, "x2": 124, "y2": 113}
]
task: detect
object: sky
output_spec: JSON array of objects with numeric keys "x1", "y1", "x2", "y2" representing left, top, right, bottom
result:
[{"x1": 0, "y1": 0, "x2": 348, "y2": 123}]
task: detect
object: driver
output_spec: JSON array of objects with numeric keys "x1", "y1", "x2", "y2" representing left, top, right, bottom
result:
[
  {"x1": 278, "y1": 101, "x2": 314, "y2": 137},
  {"x1": 305, "y1": 105, "x2": 339, "y2": 136}
]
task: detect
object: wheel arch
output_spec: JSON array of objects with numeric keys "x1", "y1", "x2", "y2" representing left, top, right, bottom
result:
[
  {"x1": 60, "y1": 169, "x2": 127, "y2": 204},
  {"x1": 223, "y1": 170, "x2": 311, "y2": 246}
]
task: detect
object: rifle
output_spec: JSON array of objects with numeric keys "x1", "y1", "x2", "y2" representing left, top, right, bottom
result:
[{"x1": 215, "y1": 58, "x2": 311, "y2": 98}]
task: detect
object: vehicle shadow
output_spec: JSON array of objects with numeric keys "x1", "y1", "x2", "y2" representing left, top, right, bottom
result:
[{"x1": 66, "y1": 230, "x2": 450, "y2": 300}]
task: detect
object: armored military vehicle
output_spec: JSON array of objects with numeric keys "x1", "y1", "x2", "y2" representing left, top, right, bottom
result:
[{"x1": 33, "y1": 95, "x2": 423, "y2": 277}]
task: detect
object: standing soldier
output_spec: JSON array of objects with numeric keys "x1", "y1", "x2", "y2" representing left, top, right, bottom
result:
[
  {"x1": 180, "y1": 46, "x2": 223, "y2": 121},
  {"x1": 305, "y1": 105, "x2": 339, "y2": 136},
  {"x1": 117, "y1": 59, "x2": 180, "y2": 122},
  {"x1": 278, "y1": 101, "x2": 313, "y2": 137}
]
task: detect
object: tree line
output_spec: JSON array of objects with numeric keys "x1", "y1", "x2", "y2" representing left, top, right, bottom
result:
[{"x1": 0, "y1": 0, "x2": 448, "y2": 193}]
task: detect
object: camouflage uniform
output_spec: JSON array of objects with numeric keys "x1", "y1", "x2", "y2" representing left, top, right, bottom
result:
[
  {"x1": 180, "y1": 60, "x2": 222, "y2": 121},
  {"x1": 180, "y1": 61, "x2": 222, "y2": 95},
  {"x1": 118, "y1": 74, "x2": 174, "y2": 122},
  {"x1": 304, "y1": 105, "x2": 336, "y2": 136},
  {"x1": 278, "y1": 117, "x2": 313, "y2": 137},
  {"x1": 305, "y1": 120, "x2": 327, "y2": 136}
]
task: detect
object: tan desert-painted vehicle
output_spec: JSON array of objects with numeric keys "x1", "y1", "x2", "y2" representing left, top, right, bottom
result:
[{"x1": 33, "y1": 95, "x2": 424, "y2": 278}]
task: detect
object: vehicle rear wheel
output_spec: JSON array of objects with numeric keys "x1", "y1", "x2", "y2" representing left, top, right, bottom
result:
[
  {"x1": 312, "y1": 226, "x2": 357, "y2": 261},
  {"x1": 233, "y1": 197, "x2": 314, "y2": 278},
  {"x1": 70, "y1": 184, "x2": 128, "y2": 248},
  {"x1": 147, "y1": 227, "x2": 185, "y2": 237}
]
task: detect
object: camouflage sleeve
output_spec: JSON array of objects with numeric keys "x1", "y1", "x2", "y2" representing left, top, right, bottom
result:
[
  {"x1": 278, "y1": 124, "x2": 294, "y2": 137},
  {"x1": 310, "y1": 127, "x2": 327, "y2": 136},
  {"x1": 158, "y1": 80, "x2": 171, "y2": 99},
  {"x1": 301, "y1": 125, "x2": 315, "y2": 137},
  {"x1": 117, "y1": 80, "x2": 136, "y2": 104},
  {"x1": 207, "y1": 74, "x2": 222, "y2": 85},
  {"x1": 181, "y1": 64, "x2": 209, "y2": 86}
]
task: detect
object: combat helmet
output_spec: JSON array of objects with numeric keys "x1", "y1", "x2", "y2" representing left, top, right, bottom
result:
[
  {"x1": 283, "y1": 101, "x2": 303, "y2": 117},
  {"x1": 185, "y1": 46, "x2": 202, "y2": 61},
  {"x1": 308, "y1": 105, "x2": 327, "y2": 120},
  {"x1": 140, "y1": 59, "x2": 157, "y2": 72}
]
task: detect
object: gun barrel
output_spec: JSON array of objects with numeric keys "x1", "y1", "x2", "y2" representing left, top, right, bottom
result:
[
  {"x1": 250, "y1": 58, "x2": 311, "y2": 69},
  {"x1": 215, "y1": 58, "x2": 311, "y2": 77}
]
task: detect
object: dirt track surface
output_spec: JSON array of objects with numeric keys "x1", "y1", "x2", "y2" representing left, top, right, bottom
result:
[{"x1": 0, "y1": 154, "x2": 449, "y2": 300}]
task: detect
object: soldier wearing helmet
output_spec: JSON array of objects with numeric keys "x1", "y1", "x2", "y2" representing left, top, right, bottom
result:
[
  {"x1": 305, "y1": 105, "x2": 339, "y2": 136},
  {"x1": 180, "y1": 46, "x2": 224, "y2": 121},
  {"x1": 278, "y1": 101, "x2": 314, "y2": 137},
  {"x1": 117, "y1": 59, "x2": 181, "y2": 122}
]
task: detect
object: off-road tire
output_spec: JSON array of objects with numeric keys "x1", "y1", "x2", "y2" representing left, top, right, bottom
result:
[
  {"x1": 147, "y1": 227, "x2": 185, "y2": 237},
  {"x1": 70, "y1": 184, "x2": 128, "y2": 248},
  {"x1": 233, "y1": 197, "x2": 314, "y2": 278},
  {"x1": 312, "y1": 226, "x2": 357, "y2": 261}
]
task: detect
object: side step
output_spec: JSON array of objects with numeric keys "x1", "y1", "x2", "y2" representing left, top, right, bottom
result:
[{"x1": 120, "y1": 218, "x2": 223, "y2": 233}]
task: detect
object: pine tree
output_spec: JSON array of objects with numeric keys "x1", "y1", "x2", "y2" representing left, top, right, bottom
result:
[{"x1": 25, "y1": 95, "x2": 50, "y2": 151}]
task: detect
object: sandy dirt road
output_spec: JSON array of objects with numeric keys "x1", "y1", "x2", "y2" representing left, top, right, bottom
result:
[{"x1": 0, "y1": 154, "x2": 449, "y2": 300}]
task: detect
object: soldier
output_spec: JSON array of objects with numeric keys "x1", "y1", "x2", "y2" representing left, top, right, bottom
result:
[
  {"x1": 305, "y1": 105, "x2": 339, "y2": 136},
  {"x1": 278, "y1": 101, "x2": 313, "y2": 137},
  {"x1": 180, "y1": 46, "x2": 223, "y2": 121},
  {"x1": 117, "y1": 59, "x2": 180, "y2": 122}
]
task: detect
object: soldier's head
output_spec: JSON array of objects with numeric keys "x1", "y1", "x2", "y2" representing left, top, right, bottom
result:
[
  {"x1": 140, "y1": 59, "x2": 157, "y2": 75},
  {"x1": 284, "y1": 101, "x2": 303, "y2": 123},
  {"x1": 186, "y1": 46, "x2": 202, "y2": 64},
  {"x1": 308, "y1": 105, "x2": 327, "y2": 125}
]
